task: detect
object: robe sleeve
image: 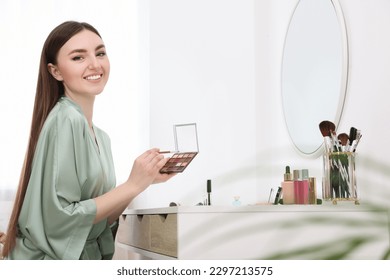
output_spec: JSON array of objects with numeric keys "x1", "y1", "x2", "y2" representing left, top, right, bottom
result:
[{"x1": 21, "y1": 111, "x2": 98, "y2": 260}]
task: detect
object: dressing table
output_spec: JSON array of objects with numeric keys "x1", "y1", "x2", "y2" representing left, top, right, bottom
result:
[{"x1": 114, "y1": 204, "x2": 390, "y2": 260}]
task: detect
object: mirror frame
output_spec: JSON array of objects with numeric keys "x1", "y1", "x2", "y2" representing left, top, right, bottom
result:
[{"x1": 281, "y1": 0, "x2": 349, "y2": 157}]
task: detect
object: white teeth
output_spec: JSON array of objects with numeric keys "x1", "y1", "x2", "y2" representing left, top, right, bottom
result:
[{"x1": 85, "y1": 75, "x2": 101, "y2": 80}]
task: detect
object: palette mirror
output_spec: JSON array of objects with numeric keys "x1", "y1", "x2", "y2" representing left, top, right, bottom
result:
[
  {"x1": 160, "y1": 123, "x2": 199, "y2": 174},
  {"x1": 174, "y1": 123, "x2": 199, "y2": 152},
  {"x1": 281, "y1": 0, "x2": 348, "y2": 155}
]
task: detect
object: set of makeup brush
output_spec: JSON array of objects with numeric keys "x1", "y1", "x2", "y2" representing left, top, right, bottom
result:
[{"x1": 319, "y1": 120, "x2": 362, "y2": 153}]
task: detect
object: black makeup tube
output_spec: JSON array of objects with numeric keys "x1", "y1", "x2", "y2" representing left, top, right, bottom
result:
[{"x1": 207, "y1": 179, "x2": 212, "y2": 205}]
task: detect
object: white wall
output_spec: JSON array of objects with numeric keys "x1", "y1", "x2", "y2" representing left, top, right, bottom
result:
[
  {"x1": 337, "y1": 0, "x2": 390, "y2": 205},
  {"x1": 141, "y1": 0, "x2": 257, "y2": 207},
  {"x1": 144, "y1": 0, "x2": 390, "y2": 208}
]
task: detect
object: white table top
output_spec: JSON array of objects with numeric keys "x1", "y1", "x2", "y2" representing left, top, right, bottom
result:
[{"x1": 122, "y1": 203, "x2": 385, "y2": 215}]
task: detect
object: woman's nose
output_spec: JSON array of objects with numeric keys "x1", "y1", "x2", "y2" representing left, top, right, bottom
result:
[{"x1": 88, "y1": 56, "x2": 101, "y2": 70}]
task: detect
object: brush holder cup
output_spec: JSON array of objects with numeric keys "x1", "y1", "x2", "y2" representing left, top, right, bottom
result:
[{"x1": 322, "y1": 152, "x2": 359, "y2": 205}]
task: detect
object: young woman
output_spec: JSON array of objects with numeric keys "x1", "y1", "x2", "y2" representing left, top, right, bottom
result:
[{"x1": 2, "y1": 21, "x2": 175, "y2": 260}]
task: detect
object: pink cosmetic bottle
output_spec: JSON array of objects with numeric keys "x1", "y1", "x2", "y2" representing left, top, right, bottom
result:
[
  {"x1": 301, "y1": 169, "x2": 310, "y2": 204},
  {"x1": 293, "y1": 170, "x2": 301, "y2": 204}
]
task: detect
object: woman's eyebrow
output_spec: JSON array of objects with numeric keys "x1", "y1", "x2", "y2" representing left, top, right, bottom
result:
[
  {"x1": 95, "y1": 44, "x2": 106, "y2": 51},
  {"x1": 68, "y1": 44, "x2": 106, "y2": 55}
]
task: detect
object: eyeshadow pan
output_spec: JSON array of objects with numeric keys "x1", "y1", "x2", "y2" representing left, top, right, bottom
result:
[{"x1": 160, "y1": 152, "x2": 198, "y2": 174}]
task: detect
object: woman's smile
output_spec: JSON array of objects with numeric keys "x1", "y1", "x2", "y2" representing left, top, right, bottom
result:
[
  {"x1": 48, "y1": 29, "x2": 110, "y2": 99},
  {"x1": 84, "y1": 74, "x2": 103, "y2": 81}
]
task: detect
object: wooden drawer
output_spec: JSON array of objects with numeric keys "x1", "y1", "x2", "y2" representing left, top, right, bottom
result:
[
  {"x1": 150, "y1": 214, "x2": 177, "y2": 257},
  {"x1": 116, "y1": 213, "x2": 178, "y2": 257},
  {"x1": 116, "y1": 214, "x2": 150, "y2": 249}
]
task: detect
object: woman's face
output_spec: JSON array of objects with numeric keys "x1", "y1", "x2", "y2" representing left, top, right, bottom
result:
[{"x1": 48, "y1": 29, "x2": 110, "y2": 100}]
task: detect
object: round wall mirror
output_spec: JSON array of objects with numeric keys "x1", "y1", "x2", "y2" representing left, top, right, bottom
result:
[{"x1": 281, "y1": 0, "x2": 348, "y2": 155}]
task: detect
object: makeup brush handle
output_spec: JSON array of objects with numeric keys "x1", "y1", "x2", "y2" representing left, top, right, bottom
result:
[
  {"x1": 352, "y1": 135, "x2": 362, "y2": 152},
  {"x1": 349, "y1": 139, "x2": 357, "y2": 152},
  {"x1": 324, "y1": 137, "x2": 332, "y2": 153},
  {"x1": 331, "y1": 134, "x2": 341, "y2": 152}
]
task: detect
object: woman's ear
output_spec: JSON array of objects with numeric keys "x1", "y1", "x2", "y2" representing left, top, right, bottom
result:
[{"x1": 47, "y1": 63, "x2": 63, "y2": 81}]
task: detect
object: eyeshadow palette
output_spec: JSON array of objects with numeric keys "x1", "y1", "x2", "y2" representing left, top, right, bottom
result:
[{"x1": 159, "y1": 152, "x2": 198, "y2": 174}]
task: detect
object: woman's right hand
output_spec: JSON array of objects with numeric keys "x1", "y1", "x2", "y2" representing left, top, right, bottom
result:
[
  {"x1": 126, "y1": 148, "x2": 171, "y2": 193},
  {"x1": 98, "y1": 148, "x2": 176, "y2": 224}
]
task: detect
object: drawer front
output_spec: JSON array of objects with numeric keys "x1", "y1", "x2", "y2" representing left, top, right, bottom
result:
[
  {"x1": 150, "y1": 214, "x2": 177, "y2": 257},
  {"x1": 116, "y1": 214, "x2": 150, "y2": 250},
  {"x1": 116, "y1": 214, "x2": 178, "y2": 257}
]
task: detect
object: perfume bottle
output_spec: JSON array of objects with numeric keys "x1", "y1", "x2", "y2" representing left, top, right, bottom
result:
[
  {"x1": 309, "y1": 177, "x2": 317, "y2": 204},
  {"x1": 281, "y1": 166, "x2": 294, "y2": 204},
  {"x1": 232, "y1": 196, "x2": 241, "y2": 206}
]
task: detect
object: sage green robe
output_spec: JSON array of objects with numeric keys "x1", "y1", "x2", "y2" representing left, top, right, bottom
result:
[{"x1": 9, "y1": 96, "x2": 116, "y2": 260}]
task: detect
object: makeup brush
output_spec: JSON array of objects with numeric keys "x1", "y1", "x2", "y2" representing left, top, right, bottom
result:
[
  {"x1": 337, "y1": 133, "x2": 349, "y2": 152},
  {"x1": 319, "y1": 120, "x2": 332, "y2": 137},
  {"x1": 326, "y1": 121, "x2": 343, "y2": 152},
  {"x1": 320, "y1": 120, "x2": 339, "y2": 152},
  {"x1": 159, "y1": 150, "x2": 179, "y2": 154},
  {"x1": 328, "y1": 121, "x2": 336, "y2": 134},
  {"x1": 352, "y1": 131, "x2": 362, "y2": 152},
  {"x1": 319, "y1": 120, "x2": 334, "y2": 152},
  {"x1": 349, "y1": 127, "x2": 357, "y2": 145},
  {"x1": 348, "y1": 127, "x2": 358, "y2": 152}
]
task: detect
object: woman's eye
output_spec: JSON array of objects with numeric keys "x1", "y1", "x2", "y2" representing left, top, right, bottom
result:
[
  {"x1": 97, "y1": 52, "x2": 106, "y2": 57},
  {"x1": 72, "y1": 56, "x2": 84, "y2": 61}
]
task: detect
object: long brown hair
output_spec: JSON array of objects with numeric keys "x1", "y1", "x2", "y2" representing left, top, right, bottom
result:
[{"x1": 2, "y1": 21, "x2": 102, "y2": 257}]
